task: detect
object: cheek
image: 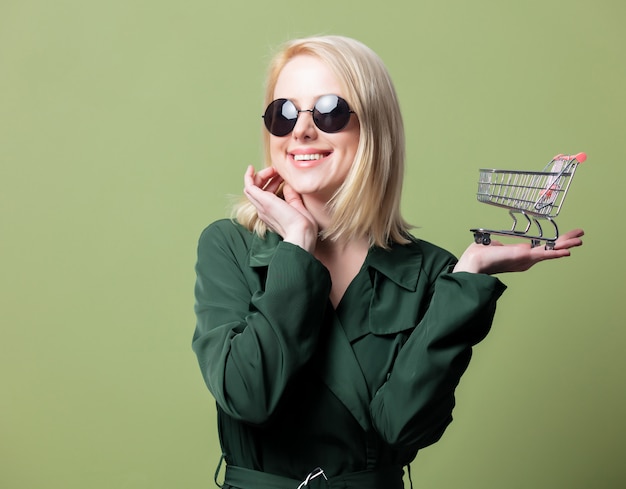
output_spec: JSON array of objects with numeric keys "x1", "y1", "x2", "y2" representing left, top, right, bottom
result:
[
  {"x1": 342, "y1": 125, "x2": 360, "y2": 157},
  {"x1": 268, "y1": 140, "x2": 284, "y2": 164},
  {"x1": 340, "y1": 133, "x2": 360, "y2": 163}
]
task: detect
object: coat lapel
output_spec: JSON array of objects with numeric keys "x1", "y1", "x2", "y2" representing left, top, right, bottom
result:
[
  {"x1": 246, "y1": 230, "x2": 427, "y2": 433},
  {"x1": 316, "y1": 311, "x2": 373, "y2": 432}
]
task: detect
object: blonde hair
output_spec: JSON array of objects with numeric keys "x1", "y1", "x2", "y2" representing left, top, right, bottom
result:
[{"x1": 234, "y1": 35, "x2": 411, "y2": 248}]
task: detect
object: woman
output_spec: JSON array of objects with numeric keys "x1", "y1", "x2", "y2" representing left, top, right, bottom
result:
[{"x1": 192, "y1": 35, "x2": 583, "y2": 489}]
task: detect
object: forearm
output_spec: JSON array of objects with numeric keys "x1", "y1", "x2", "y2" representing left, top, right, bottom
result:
[{"x1": 193, "y1": 230, "x2": 331, "y2": 424}]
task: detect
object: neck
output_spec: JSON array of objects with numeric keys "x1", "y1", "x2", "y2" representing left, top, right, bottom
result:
[
  {"x1": 301, "y1": 194, "x2": 370, "y2": 255},
  {"x1": 316, "y1": 235, "x2": 368, "y2": 255}
]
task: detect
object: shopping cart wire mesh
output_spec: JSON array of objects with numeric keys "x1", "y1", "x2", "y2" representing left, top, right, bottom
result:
[{"x1": 470, "y1": 152, "x2": 586, "y2": 249}]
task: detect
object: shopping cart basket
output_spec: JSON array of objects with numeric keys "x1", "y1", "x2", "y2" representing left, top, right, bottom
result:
[{"x1": 470, "y1": 152, "x2": 586, "y2": 249}]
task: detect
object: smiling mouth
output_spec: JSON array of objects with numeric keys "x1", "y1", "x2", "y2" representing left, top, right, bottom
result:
[{"x1": 292, "y1": 152, "x2": 331, "y2": 161}]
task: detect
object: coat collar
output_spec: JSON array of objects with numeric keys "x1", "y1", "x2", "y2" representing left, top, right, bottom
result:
[
  {"x1": 248, "y1": 232, "x2": 423, "y2": 292},
  {"x1": 366, "y1": 241, "x2": 423, "y2": 292}
]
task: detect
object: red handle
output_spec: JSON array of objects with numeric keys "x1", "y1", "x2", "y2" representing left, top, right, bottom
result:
[{"x1": 554, "y1": 152, "x2": 587, "y2": 163}]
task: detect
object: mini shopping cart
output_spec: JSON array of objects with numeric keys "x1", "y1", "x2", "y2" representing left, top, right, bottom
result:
[{"x1": 470, "y1": 152, "x2": 586, "y2": 249}]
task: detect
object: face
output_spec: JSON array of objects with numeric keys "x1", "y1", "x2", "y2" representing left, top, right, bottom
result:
[{"x1": 269, "y1": 55, "x2": 360, "y2": 202}]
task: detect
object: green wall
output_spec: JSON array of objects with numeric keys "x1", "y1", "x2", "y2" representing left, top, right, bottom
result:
[{"x1": 2, "y1": 1, "x2": 624, "y2": 488}]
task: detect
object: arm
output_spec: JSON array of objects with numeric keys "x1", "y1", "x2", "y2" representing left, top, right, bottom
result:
[
  {"x1": 370, "y1": 229, "x2": 583, "y2": 448},
  {"x1": 369, "y1": 270, "x2": 506, "y2": 448},
  {"x1": 192, "y1": 222, "x2": 331, "y2": 424}
]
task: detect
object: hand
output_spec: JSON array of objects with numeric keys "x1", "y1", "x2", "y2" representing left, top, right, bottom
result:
[
  {"x1": 453, "y1": 228, "x2": 584, "y2": 274},
  {"x1": 243, "y1": 166, "x2": 318, "y2": 252}
]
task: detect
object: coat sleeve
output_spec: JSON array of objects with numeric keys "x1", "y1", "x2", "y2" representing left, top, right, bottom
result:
[
  {"x1": 192, "y1": 222, "x2": 332, "y2": 424},
  {"x1": 369, "y1": 270, "x2": 506, "y2": 449}
]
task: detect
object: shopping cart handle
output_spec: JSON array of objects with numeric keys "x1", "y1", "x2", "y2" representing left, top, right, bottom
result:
[{"x1": 554, "y1": 152, "x2": 587, "y2": 163}]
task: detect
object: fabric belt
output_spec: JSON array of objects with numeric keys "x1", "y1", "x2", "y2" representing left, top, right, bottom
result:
[{"x1": 223, "y1": 464, "x2": 405, "y2": 489}]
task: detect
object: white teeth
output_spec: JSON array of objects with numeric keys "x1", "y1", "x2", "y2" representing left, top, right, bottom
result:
[{"x1": 293, "y1": 153, "x2": 325, "y2": 161}]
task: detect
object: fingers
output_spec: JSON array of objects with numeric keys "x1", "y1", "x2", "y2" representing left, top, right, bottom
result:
[
  {"x1": 554, "y1": 228, "x2": 584, "y2": 251},
  {"x1": 525, "y1": 228, "x2": 585, "y2": 265},
  {"x1": 257, "y1": 166, "x2": 283, "y2": 192},
  {"x1": 533, "y1": 247, "x2": 571, "y2": 261},
  {"x1": 242, "y1": 168, "x2": 318, "y2": 251},
  {"x1": 243, "y1": 166, "x2": 272, "y2": 214},
  {"x1": 245, "y1": 165, "x2": 283, "y2": 193},
  {"x1": 283, "y1": 183, "x2": 302, "y2": 205},
  {"x1": 489, "y1": 228, "x2": 584, "y2": 253},
  {"x1": 557, "y1": 228, "x2": 585, "y2": 242},
  {"x1": 530, "y1": 229, "x2": 584, "y2": 261},
  {"x1": 243, "y1": 165, "x2": 256, "y2": 193}
]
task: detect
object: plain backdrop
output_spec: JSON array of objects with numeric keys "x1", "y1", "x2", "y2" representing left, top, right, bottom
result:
[{"x1": 1, "y1": 1, "x2": 624, "y2": 488}]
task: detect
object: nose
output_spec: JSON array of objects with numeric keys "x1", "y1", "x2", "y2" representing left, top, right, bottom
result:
[{"x1": 291, "y1": 109, "x2": 317, "y2": 140}]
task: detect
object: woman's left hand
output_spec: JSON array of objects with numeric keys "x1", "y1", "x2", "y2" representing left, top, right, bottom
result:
[
  {"x1": 243, "y1": 165, "x2": 319, "y2": 253},
  {"x1": 453, "y1": 228, "x2": 585, "y2": 275}
]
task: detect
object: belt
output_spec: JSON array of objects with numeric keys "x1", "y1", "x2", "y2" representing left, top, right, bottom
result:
[{"x1": 223, "y1": 464, "x2": 405, "y2": 489}]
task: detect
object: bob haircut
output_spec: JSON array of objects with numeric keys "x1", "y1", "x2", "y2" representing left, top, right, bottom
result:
[{"x1": 234, "y1": 35, "x2": 411, "y2": 248}]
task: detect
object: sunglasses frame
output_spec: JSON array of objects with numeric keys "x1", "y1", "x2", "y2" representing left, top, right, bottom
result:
[{"x1": 262, "y1": 94, "x2": 355, "y2": 137}]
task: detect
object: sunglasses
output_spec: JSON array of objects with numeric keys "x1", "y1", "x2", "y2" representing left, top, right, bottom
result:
[{"x1": 262, "y1": 94, "x2": 355, "y2": 137}]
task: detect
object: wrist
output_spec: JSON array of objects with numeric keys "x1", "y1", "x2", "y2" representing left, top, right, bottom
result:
[
  {"x1": 283, "y1": 229, "x2": 317, "y2": 254},
  {"x1": 453, "y1": 253, "x2": 484, "y2": 274}
]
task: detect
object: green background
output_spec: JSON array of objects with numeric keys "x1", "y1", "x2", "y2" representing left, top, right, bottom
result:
[{"x1": 2, "y1": 1, "x2": 624, "y2": 488}]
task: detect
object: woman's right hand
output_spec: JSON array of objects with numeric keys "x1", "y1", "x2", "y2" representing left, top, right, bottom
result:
[{"x1": 243, "y1": 165, "x2": 319, "y2": 253}]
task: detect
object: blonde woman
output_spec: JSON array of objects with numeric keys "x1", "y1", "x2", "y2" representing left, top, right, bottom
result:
[{"x1": 192, "y1": 35, "x2": 583, "y2": 489}]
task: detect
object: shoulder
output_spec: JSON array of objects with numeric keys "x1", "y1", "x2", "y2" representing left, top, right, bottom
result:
[
  {"x1": 406, "y1": 235, "x2": 455, "y2": 259},
  {"x1": 367, "y1": 235, "x2": 457, "y2": 290},
  {"x1": 197, "y1": 219, "x2": 255, "y2": 257},
  {"x1": 197, "y1": 219, "x2": 285, "y2": 268},
  {"x1": 404, "y1": 234, "x2": 457, "y2": 272},
  {"x1": 199, "y1": 218, "x2": 250, "y2": 242}
]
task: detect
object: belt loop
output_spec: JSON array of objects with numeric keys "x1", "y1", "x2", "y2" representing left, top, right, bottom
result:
[
  {"x1": 365, "y1": 430, "x2": 378, "y2": 470},
  {"x1": 214, "y1": 453, "x2": 225, "y2": 488}
]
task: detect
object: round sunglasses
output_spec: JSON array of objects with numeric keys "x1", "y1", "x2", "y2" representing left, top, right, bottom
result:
[{"x1": 262, "y1": 94, "x2": 355, "y2": 137}]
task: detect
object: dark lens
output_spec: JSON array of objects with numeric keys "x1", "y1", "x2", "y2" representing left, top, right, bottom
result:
[
  {"x1": 263, "y1": 99, "x2": 297, "y2": 137},
  {"x1": 313, "y1": 95, "x2": 352, "y2": 133}
]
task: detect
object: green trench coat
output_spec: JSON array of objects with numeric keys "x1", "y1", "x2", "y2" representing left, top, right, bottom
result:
[{"x1": 193, "y1": 219, "x2": 506, "y2": 488}]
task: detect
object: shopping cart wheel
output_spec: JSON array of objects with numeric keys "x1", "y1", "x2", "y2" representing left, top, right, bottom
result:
[
  {"x1": 545, "y1": 241, "x2": 556, "y2": 250},
  {"x1": 473, "y1": 232, "x2": 491, "y2": 246}
]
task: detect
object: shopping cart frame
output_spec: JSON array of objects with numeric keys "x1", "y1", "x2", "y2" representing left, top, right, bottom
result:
[{"x1": 470, "y1": 152, "x2": 586, "y2": 249}]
